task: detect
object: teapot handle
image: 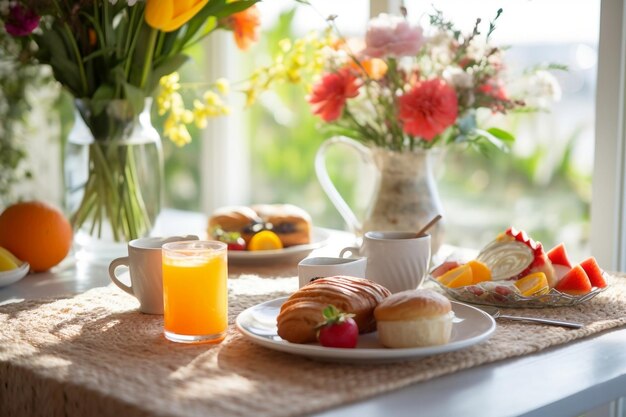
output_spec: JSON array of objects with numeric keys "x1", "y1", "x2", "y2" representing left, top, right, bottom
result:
[{"x1": 315, "y1": 137, "x2": 374, "y2": 235}]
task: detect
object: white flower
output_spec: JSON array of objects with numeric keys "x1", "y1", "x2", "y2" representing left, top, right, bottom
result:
[
  {"x1": 466, "y1": 38, "x2": 487, "y2": 62},
  {"x1": 443, "y1": 67, "x2": 473, "y2": 89},
  {"x1": 510, "y1": 70, "x2": 562, "y2": 109}
]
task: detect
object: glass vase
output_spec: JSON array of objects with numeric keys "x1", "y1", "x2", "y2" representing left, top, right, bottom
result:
[
  {"x1": 316, "y1": 137, "x2": 445, "y2": 255},
  {"x1": 64, "y1": 99, "x2": 163, "y2": 263}
]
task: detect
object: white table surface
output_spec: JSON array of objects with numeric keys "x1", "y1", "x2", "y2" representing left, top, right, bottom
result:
[{"x1": 1, "y1": 210, "x2": 626, "y2": 417}]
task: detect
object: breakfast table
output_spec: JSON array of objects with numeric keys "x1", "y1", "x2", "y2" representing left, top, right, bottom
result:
[{"x1": 1, "y1": 210, "x2": 626, "y2": 417}]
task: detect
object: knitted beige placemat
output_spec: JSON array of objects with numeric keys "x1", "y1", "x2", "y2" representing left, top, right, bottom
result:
[{"x1": 2, "y1": 274, "x2": 626, "y2": 417}]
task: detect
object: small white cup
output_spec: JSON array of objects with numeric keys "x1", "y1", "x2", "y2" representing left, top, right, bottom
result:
[
  {"x1": 108, "y1": 235, "x2": 198, "y2": 314},
  {"x1": 298, "y1": 256, "x2": 368, "y2": 288},
  {"x1": 340, "y1": 231, "x2": 431, "y2": 293}
]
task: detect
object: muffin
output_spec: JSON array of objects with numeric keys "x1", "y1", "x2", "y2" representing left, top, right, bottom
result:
[{"x1": 374, "y1": 289, "x2": 453, "y2": 348}]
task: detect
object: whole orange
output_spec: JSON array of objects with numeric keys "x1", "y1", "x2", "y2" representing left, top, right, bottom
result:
[{"x1": 0, "y1": 201, "x2": 73, "y2": 272}]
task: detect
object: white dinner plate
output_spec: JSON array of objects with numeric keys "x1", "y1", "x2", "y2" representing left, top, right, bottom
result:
[
  {"x1": 236, "y1": 296, "x2": 496, "y2": 363},
  {"x1": 228, "y1": 227, "x2": 331, "y2": 265},
  {"x1": 0, "y1": 262, "x2": 30, "y2": 288}
]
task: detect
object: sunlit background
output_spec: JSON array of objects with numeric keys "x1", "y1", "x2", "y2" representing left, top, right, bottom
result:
[{"x1": 8, "y1": 0, "x2": 599, "y2": 260}]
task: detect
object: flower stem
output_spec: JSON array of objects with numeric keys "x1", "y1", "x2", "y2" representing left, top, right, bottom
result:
[{"x1": 140, "y1": 28, "x2": 159, "y2": 90}]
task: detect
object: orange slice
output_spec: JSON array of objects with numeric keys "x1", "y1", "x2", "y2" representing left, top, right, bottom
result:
[
  {"x1": 515, "y1": 272, "x2": 549, "y2": 297},
  {"x1": 248, "y1": 230, "x2": 284, "y2": 251},
  {"x1": 436, "y1": 264, "x2": 473, "y2": 288},
  {"x1": 467, "y1": 260, "x2": 491, "y2": 284}
]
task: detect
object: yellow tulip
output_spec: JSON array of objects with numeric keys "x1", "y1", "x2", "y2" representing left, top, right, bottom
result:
[{"x1": 145, "y1": 0, "x2": 209, "y2": 32}]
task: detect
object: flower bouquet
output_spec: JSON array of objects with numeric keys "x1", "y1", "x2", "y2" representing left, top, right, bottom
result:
[
  {"x1": 307, "y1": 9, "x2": 561, "y2": 152},
  {"x1": 1, "y1": 0, "x2": 259, "y2": 250}
]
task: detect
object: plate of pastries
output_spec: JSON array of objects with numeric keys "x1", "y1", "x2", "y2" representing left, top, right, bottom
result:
[
  {"x1": 430, "y1": 227, "x2": 609, "y2": 308},
  {"x1": 208, "y1": 204, "x2": 330, "y2": 264},
  {"x1": 236, "y1": 276, "x2": 496, "y2": 363}
]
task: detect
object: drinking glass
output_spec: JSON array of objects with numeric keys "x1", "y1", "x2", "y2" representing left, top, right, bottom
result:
[{"x1": 161, "y1": 240, "x2": 228, "y2": 344}]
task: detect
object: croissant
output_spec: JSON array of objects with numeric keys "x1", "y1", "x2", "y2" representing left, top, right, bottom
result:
[{"x1": 276, "y1": 276, "x2": 391, "y2": 344}]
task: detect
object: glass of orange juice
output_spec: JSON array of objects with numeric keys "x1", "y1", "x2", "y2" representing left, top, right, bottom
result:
[{"x1": 161, "y1": 240, "x2": 228, "y2": 344}]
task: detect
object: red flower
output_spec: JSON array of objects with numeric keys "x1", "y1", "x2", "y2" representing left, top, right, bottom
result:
[
  {"x1": 5, "y1": 4, "x2": 40, "y2": 37},
  {"x1": 398, "y1": 79, "x2": 458, "y2": 140},
  {"x1": 308, "y1": 68, "x2": 361, "y2": 122},
  {"x1": 227, "y1": 5, "x2": 261, "y2": 51}
]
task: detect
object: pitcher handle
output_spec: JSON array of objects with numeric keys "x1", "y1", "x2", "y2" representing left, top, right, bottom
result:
[{"x1": 315, "y1": 137, "x2": 374, "y2": 235}]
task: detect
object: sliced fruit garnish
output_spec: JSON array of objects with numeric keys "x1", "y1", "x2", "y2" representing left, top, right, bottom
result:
[
  {"x1": 547, "y1": 243, "x2": 572, "y2": 268},
  {"x1": 436, "y1": 264, "x2": 473, "y2": 288},
  {"x1": 555, "y1": 265, "x2": 592, "y2": 295},
  {"x1": 430, "y1": 260, "x2": 461, "y2": 278},
  {"x1": 248, "y1": 230, "x2": 284, "y2": 251},
  {"x1": 514, "y1": 272, "x2": 549, "y2": 297},
  {"x1": 476, "y1": 240, "x2": 534, "y2": 281},
  {"x1": 579, "y1": 257, "x2": 607, "y2": 288},
  {"x1": 0, "y1": 246, "x2": 20, "y2": 272},
  {"x1": 553, "y1": 264, "x2": 571, "y2": 282},
  {"x1": 467, "y1": 260, "x2": 491, "y2": 283}
]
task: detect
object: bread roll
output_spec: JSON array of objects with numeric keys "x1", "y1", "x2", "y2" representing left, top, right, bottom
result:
[
  {"x1": 276, "y1": 276, "x2": 391, "y2": 344},
  {"x1": 374, "y1": 289, "x2": 453, "y2": 348},
  {"x1": 252, "y1": 204, "x2": 312, "y2": 247}
]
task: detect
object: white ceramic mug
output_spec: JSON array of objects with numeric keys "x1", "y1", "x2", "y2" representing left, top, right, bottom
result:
[
  {"x1": 340, "y1": 231, "x2": 431, "y2": 293},
  {"x1": 298, "y1": 256, "x2": 368, "y2": 288},
  {"x1": 108, "y1": 235, "x2": 198, "y2": 314}
]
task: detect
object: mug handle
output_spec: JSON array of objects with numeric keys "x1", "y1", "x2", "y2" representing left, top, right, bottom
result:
[
  {"x1": 315, "y1": 136, "x2": 375, "y2": 235},
  {"x1": 108, "y1": 257, "x2": 134, "y2": 296},
  {"x1": 339, "y1": 247, "x2": 360, "y2": 259}
]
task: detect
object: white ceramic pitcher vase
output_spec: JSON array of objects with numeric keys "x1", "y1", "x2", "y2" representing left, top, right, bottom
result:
[{"x1": 315, "y1": 136, "x2": 445, "y2": 254}]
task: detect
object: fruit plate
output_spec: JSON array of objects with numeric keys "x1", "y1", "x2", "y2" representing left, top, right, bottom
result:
[
  {"x1": 0, "y1": 262, "x2": 30, "y2": 288},
  {"x1": 227, "y1": 227, "x2": 330, "y2": 265},
  {"x1": 236, "y1": 296, "x2": 495, "y2": 364},
  {"x1": 430, "y1": 277, "x2": 608, "y2": 309}
]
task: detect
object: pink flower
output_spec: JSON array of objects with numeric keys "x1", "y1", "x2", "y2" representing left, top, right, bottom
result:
[
  {"x1": 5, "y1": 4, "x2": 40, "y2": 37},
  {"x1": 479, "y1": 79, "x2": 508, "y2": 101},
  {"x1": 308, "y1": 68, "x2": 361, "y2": 122},
  {"x1": 398, "y1": 79, "x2": 459, "y2": 140},
  {"x1": 363, "y1": 14, "x2": 424, "y2": 58}
]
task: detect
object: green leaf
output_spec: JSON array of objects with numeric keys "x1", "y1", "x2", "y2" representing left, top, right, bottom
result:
[
  {"x1": 212, "y1": 0, "x2": 260, "y2": 18},
  {"x1": 487, "y1": 127, "x2": 515, "y2": 143},
  {"x1": 473, "y1": 128, "x2": 511, "y2": 153},
  {"x1": 91, "y1": 85, "x2": 116, "y2": 115},
  {"x1": 122, "y1": 82, "x2": 146, "y2": 115}
]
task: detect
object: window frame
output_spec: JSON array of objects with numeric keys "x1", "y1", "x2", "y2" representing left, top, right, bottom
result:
[{"x1": 592, "y1": 0, "x2": 626, "y2": 271}]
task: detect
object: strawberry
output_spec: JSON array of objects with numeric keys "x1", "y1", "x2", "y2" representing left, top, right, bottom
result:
[
  {"x1": 547, "y1": 243, "x2": 572, "y2": 268},
  {"x1": 579, "y1": 257, "x2": 607, "y2": 288},
  {"x1": 316, "y1": 305, "x2": 358, "y2": 348},
  {"x1": 227, "y1": 237, "x2": 246, "y2": 251},
  {"x1": 555, "y1": 265, "x2": 592, "y2": 295}
]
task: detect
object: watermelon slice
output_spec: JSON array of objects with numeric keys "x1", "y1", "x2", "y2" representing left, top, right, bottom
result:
[
  {"x1": 579, "y1": 257, "x2": 607, "y2": 288},
  {"x1": 547, "y1": 243, "x2": 572, "y2": 268},
  {"x1": 553, "y1": 264, "x2": 571, "y2": 282},
  {"x1": 554, "y1": 265, "x2": 592, "y2": 295}
]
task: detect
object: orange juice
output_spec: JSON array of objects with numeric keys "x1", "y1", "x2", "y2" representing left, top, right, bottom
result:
[{"x1": 162, "y1": 241, "x2": 228, "y2": 343}]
